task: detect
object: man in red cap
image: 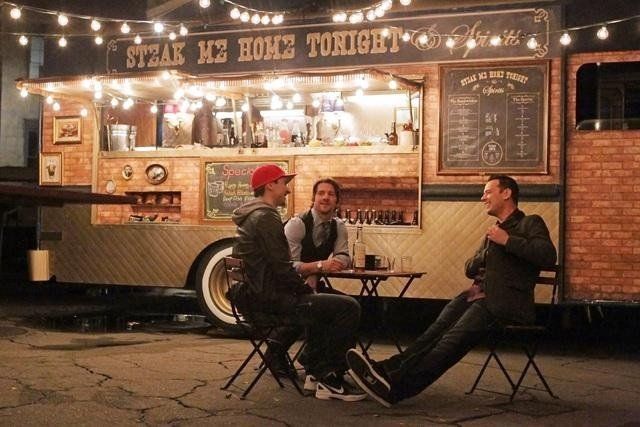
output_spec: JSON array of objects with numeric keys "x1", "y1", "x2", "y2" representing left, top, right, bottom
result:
[{"x1": 230, "y1": 164, "x2": 365, "y2": 402}]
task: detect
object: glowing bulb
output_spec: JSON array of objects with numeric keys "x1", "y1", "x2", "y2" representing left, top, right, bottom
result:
[
  {"x1": 150, "y1": 104, "x2": 158, "y2": 114},
  {"x1": 400, "y1": 0, "x2": 412, "y2": 5},
  {"x1": 355, "y1": 88, "x2": 364, "y2": 97},
  {"x1": 18, "y1": 35, "x2": 28, "y2": 46},
  {"x1": 215, "y1": 97, "x2": 227, "y2": 107},
  {"x1": 179, "y1": 24, "x2": 188, "y2": 36},
  {"x1": 527, "y1": 37, "x2": 538, "y2": 50},
  {"x1": 153, "y1": 22, "x2": 164, "y2": 33},
  {"x1": 402, "y1": 32, "x2": 411, "y2": 42},
  {"x1": 199, "y1": 0, "x2": 211, "y2": 8},
  {"x1": 241, "y1": 102, "x2": 249, "y2": 112},
  {"x1": 261, "y1": 15, "x2": 270, "y2": 25},
  {"x1": 559, "y1": 32, "x2": 572, "y2": 46},
  {"x1": 52, "y1": 102, "x2": 61, "y2": 111},
  {"x1": 597, "y1": 25, "x2": 609, "y2": 40},
  {"x1": 230, "y1": 8, "x2": 241, "y2": 19},
  {"x1": 10, "y1": 7, "x2": 21, "y2": 20},
  {"x1": 272, "y1": 14, "x2": 284, "y2": 25},
  {"x1": 389, "y1": 79, "x2": 398, "y2": 90},
  {"x1": 58, "y1": 14, "x2": 68, "y2": 26},
  {"x1": 109, "y1": 98, "x2": 118, "y2": 107},
  {"x1": 312, "y1": 99, "x2": 320, "y2": 108},
  {"x1": 490, "y1": 35, "x2": 502, "y2": 46},
  {"x1": 381, "y1": 28, "x2": 390, "y2": 38},
  {"x1": 240, "y1": 11, "x2": 250, "y2": 22},
  {"x1": 333, "y1": 12, "x2": 347, "y2": 23},
  {"x1": 121, "y1": 22, "x2": 130, "y2": 34},
  {"x1": 168, "y1": 32, "x2": 176, "y2": 41},
  {"x1": 91, "y1": 19, "x2": 101, "y2": 31},
  {"x1": 381, "y1": 0, "x2": 393, "y2": 10},
  {"x1": 80, "y1": 108, "x2": 88, "y2": 117},
  {"x1": 418, "y1": 34, "x2": 428, "y2": 45},
  {"x1": 466, "y1": 38, "x2": 477, "y2": 49},
  {"x1": 46, "y1": 96, "x2": 54, "y2": 104},
  {"x1": 445, "y1": 37, "x2": 455, "y2": 48},
  {"x1": 292, "y1": 93, "x2": 302, "y2": 103},
  {"x1": 375, "y1": 7, "x2": 385, "y2": 17},
  {"x1": 366, "y1": 10, "x2": 376, "y2": 21},
  {"x1": 134, "y1": 34, "x2": 142, "y2": 44},
  {"x1": 20, "y1": 88, "x2": 28, "y2": 98},
  {"x1": 94, "y1": 91, "x2": 103, "y2": 100},
  {"x1": 162, "y1": 71, "x2": 171, "y2": 80},
  {"x1": 94, "y1": 35, "x2": 103, "y2": 45},
  {"x1": 286, "y1": 101, "x2": 294, "y2": 110},
  {"x1": 251, "y1": 14, "x2": 260, "y2": 24},
  {"x1": 58, "y1": 36, "x2": 67, "y2": 47},
  {"x1": 349, "y1": 12, "x2": 363, "y2": 24}
]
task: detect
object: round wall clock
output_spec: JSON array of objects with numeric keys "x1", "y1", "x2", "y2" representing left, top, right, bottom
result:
[{"x1": 145, "y1": 164, "x2": 168, "y2": 185}]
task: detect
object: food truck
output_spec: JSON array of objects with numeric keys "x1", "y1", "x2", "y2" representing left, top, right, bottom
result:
[{"x1": 18, "y1": 3, "x2": 639, "y2": 327}]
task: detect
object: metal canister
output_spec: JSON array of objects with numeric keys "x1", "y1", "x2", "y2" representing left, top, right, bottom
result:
[{"x1": 108, "y1": 124, "x2": 131, "y2": 151}]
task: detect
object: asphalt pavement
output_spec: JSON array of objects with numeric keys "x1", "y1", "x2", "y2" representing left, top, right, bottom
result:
[{"x1": 0, "y1": 279, "x2": 639, "y2": 426}]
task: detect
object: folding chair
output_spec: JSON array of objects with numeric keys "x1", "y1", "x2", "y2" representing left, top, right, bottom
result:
[
  {"x1": 220, "y1": 256, "x2": 305, "y2": 399},
  {"x1": 467, "y1": 265, "x2": 560, "y2": 400}
]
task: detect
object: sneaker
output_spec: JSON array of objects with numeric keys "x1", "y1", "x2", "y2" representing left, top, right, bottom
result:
[
  {"x1": 315, "y1": 372, "x2": 367, "y2": 402},
  {"x1": 264, "y1": 345, "x2": 295, "y2": 379},
  {"x1": 304, "y1": 374, "x2": 317, "y2": 391},
  {"x1": 346, "y1": 349, "x2": 393, "y2": 408}
]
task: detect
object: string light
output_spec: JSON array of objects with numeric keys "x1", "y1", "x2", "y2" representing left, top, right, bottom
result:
[
  {"x1": 18, "y1": 35, "x2": 28, "y2": 46},
  {"x1": 445, "y1": 37, "x2": 455, "y2": 48},
  {"x1": 90, "y1": 19, "x2": 101, "y2": 31},
  {"x1": 134, "y1": 34, "x2": 142, "y2": 44},
  {"x1": 10, "y1": 7, "x2": 20, "y2": 19},
  {"x1": 57, "y1": 13, "x2": 68, "y2": 26},
  {"x1": 120, "y1": 22, "x2": 130, "y2": 34},
  {"x1": 80, "y1": 108, "x2": 88, "y2": 117},
  {"x1": 199, "y1": 0, "x2": 211, "y2": 8},
  {"x1": 226, "y1": 2, "x2": 286, "y2": 26},
  {"x1": 20, "y1": 87, "x2": 28, "y2": 98},
  {"x1": 526, "y1": 36, "x2": 538, "y2": 50},
  {"x1": 169, "y1": 31, "x2": 176, "y2": 41},
  {"x1": 94, "y1": 35, "x2": 103, "y2": 45},
  {"x1": 596, "y1": 25, "x2": 609, "y2": 40},
  {"x1": 559, "y1": 32, "x2": 572, "y2": 46},
  {"x1": 490, "y1": 35, "x2": 502, "y2": 46},
  {"x1": 153, "y1": 22, "x2": 164, "y2": 33},
  {"x1": 58, "y1": 36, "x2": 67, "y2": 47},
  {"x1": 466, "y1": 38, "x2": 477, "y2": 49},
  {"x1": 179, "y1": 24, "x2": 188, "y2": 36}
]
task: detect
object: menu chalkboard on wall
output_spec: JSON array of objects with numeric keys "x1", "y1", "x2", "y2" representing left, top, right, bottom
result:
[
  {"x1": 439, "y1": 62, "x2": 549, "y2": 174},
  {"x1": 203, "y1": 159, "x2": 292, "y2": 221}
]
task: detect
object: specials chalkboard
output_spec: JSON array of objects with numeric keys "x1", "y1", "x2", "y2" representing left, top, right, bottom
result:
[
  {"x1": 439, "y1": 62, "x2": 549, "y2": 174},
  {"x1": 203, "y1": 159, "x2": 292, "y2": 221}
]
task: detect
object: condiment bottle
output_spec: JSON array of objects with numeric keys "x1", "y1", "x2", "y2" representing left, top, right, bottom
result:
[{"x1": 352, "y1": 224, "x2": 366, "y2": 270}]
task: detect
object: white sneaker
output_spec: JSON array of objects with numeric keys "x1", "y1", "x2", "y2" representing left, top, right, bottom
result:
[
  {"x1": 315, "y1": 373, "x2": 367, "y2": 402},
  {"x1": 304, "y1": 375, "x2": 317, "y2": 391}
]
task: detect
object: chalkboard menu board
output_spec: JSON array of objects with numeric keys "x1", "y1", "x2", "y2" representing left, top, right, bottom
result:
[
  {"x1": 203, "y1": 160, "x2": 292, "y2": 221},
  {"x1": 439, "y1": 62, "x2": 549, "y2": 174}
]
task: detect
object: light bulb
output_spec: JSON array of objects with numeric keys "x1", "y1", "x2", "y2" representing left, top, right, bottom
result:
[
  {"x1": 162, "y1": 71, "x2": 171, "y2": 80},
  {"x1": 10, "y1": 7, "x2": 21, "y2": 20},
  {"x1": 80, "y1": 108, "x2": 88, "y2": 117},
  {"x1": 215, "y1": 97, "x2": 226, "y2": 107},
  {"x1": 597, "y1": 25, "x2": 609, "y2": 40},
  {"x1": 466, "y1": 38, "x2": 477, "y2": 49},
  {"x1": 95, "y1": 36, "x2": 103, "y2": 45},
  {"x1": 240, "y1": 11, "x2": 250, "y2": 22},
  {"x1": 381, "y1": 28, "x2": 390, "y2": 38},
  {"x1": 121, "y1": 22, "x2": 130, "y2": 34},
  {"x1": 418, "y1": 33, "x2": 428, "y2": 45},
  {"x1": 366, "y1": 10, "x2": 376, "y2": 21},
  {"x1": 286, "y1": 100, "x2": 294, "y2": 110},
  {"x1": 111, "y1": 98, "x2": 119, "y2": 107},
  {"x1": 18, "y1": 35, "x2": 28, "y2": 46},
  {"x1": 527, "y1": 37, "x2": 538, "y2": 50},
  {"x1": 559, "y1": 32, "x2": 572, "y2": 46},
  {"x1": 251, "y1": 13, "x2": 261, "y2": 25},
  {"x1": 179, "y1": 24, "x2": 188, "y2": 36},
  {"x1": 91, "y1": 19, "x2": 101, "y2": 31},
  {"x1": 355, "y1": 88, "x2": 364, "y2": 97},
  {"x1": 199, "y1": 0, "x2": 211, "y2": 8},
  {"x1": 375, "y1": 7, "x2": 385, "y2": 17},
  {"x1": 389, "y1": 79, "x2": 398, "y2": 90},
  {"x1": 400, "y1": 0, "x2": 412, "y2": 5},
  {"x1": 58, "y1": 36, "x2": 67, "y2": 47},
  {"x1": 292, "y1": 93, "x2": 302, "y2": 103},
  {"x1": 312, "y1": 99, "x2": 320, "y2": 108},
  {"x1": 333, "y1": 12, "x2": 346, "y2": 23},
  {"x1": 261, "y1": 15, "x2": 270, "y2": 25},
  {"x1": 349, "y1": 12, "x2": 363, "y2": 24},
  {"x1": 402, "y1": 32, "x2": 411, "y2": 42},
  {"x1": 150, "y1": 104, "x2": 158, "y2": 114},
  {"x1": 169, "y1": 32, "x2": 176, "y2": 41},
  {"x1": 381, "y1": 0, "x2": 393, "y2": 10},
  {"x1": 490, "y1": 35, "x2": 502, "y2": 46},
  {"x1": 230, "y1": 8, "x2": 241, "y2": 19},
  {"x1": 134, "y1": 34, "x2": 142, "y2": 44},
  {"x1": 153, "y1": 22, "x2": 164, "y2": 33},
  {"x1": 241, "y1": 102, "x2": 249, "y2": 112},
  {"x1": 445, "y1": 37, "x2": 455, "y2": 48},
  {"x1": 272, "y1": 14, "x2": 284, "y2": 25},
  {"x1": 20, "y1": 88, "x2": 28, "y2": 98},
  {"x1": 52, "y1": 102, "x2": 61, "y2": 111},
  {"x1": 58, "y1": 14, "x2": 68, "y2": 26},
  {"x1": 46, "y1": 96, "x2": 54, "y2": 104},
  {"x1": 94, "y1": 91, "x2": 103, "y2": 100}
]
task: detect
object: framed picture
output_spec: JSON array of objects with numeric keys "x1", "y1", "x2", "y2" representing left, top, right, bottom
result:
[
  {"x1": 40, "y1": 152, "x2": 63, "y2": 185},
  {"x1": 53, "y1": 115, "x2": 82, "y2": 144}
]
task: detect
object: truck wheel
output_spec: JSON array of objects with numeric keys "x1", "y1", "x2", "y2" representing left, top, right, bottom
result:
[{"x1": 195, "y1": 241, "x2": 235, "y2": 328}]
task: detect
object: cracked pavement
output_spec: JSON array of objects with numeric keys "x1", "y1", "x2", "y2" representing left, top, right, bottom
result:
[{"x1": 0, "y1": 287, "x2": 639, "y2": 426}]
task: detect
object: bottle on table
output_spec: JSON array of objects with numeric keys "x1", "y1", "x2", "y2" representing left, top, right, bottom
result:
[
  {"x1": 352, "y1": 224, "x2": 366, "y2": 270},
  {"x1": 387, "y1": 121, "x2": 398, "y2": 145}
]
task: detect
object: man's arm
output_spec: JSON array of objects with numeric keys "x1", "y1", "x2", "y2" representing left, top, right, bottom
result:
[
  {"x1": 333, "y1": 220, "x2": 351, "y2": 267},
  {"x1": 465, "y1": 238, "x2": 488, "y2": 279},
  {"x1": 505, "y1": 215, "x2": 557, "y2": 268},
  {"x1": 284, "y1": 216, "x2": 305, "y2": 270}
]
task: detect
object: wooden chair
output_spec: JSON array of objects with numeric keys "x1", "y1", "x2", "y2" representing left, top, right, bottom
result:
[
  {"x1": 466, "y1": 265, "x2": 561, "y2": 400},
  {"x1": 220, "y1": 256, "x2": 305, "y2": 399}
]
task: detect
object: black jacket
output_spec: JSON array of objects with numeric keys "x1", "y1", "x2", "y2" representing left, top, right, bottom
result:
[
  {"x1": 231, "y1": 199, "x2": 312, "y2": 313},
  {"x1": 464, "y1": 209, "x2": 557, "y2": 324}
]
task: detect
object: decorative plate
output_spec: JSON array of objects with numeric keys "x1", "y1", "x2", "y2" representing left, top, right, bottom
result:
[{"x1": 145, "y1": 164, "x2": 168, "y2": 185}]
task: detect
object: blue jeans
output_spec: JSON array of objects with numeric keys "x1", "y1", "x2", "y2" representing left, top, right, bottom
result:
[{"x1": 381, "y1": 292, "x2": 497, "y2": 402}]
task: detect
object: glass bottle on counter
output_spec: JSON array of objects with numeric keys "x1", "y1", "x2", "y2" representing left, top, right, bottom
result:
[
  {"x1": 387, "y1": 121, "x2": 398, "y2": 145},
  {"x1": 352, "y1": 224, "x2": 366, "y2": 270}
]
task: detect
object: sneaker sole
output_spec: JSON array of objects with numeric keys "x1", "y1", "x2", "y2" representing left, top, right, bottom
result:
[
  {"x1": 304, "y1": 376, "x2": 317, "y2": 392},
  {"x1": 315, "y1": 388, "x2": 367, "y2": 402},
  {"x1": 348, "y1": 369, "x2": 392, "y2": 408},
  {"x1": 346, "y1": 350, "x2": 391, "y2": 391}
]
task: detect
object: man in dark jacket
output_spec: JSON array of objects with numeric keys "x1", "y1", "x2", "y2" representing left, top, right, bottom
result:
[
  {"x1": 231, "y1": 164, "x2": 365, "y2": 402},
  {"x1": 346, "y1": 175, "x2": 557, "y2": 407}
]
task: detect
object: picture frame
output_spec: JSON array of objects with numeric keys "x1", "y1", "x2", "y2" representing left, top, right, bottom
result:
[
  {"x1": 53, "y1": 115, "x2": 82, "y2": 144},
  {"x1": 40, "y1": 152, "x2": 63, "y2": 186}
]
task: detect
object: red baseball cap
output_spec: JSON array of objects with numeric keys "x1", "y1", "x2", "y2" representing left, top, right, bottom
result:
[{"x1": 250, "y1": 164, "x2": 296, "y2": 190}]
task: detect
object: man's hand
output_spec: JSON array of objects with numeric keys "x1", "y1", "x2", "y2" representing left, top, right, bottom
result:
[
  {"x1": 323, "y1": 257, "x2": 346, "y2": 272},
  {"x1": 486, "y1": 225, "x2": 509, "y2": 246}
]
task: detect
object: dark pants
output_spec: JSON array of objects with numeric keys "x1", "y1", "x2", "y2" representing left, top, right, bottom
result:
[
  {"x1": 380, "y1": 292, "x2": 497, "y2": 402},
  {"x1": 291, "y1": 293, "x2": 360, "y2": 378}
]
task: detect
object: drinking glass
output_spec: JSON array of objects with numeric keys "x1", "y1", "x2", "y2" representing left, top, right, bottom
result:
[{"x1": 400, "y1": 255, "x2": 412, "y2": 272}]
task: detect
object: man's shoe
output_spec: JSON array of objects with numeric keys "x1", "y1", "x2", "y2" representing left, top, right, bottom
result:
[
  {"x1": 315, "y1": 372, "x2": 367, "y2": 402},
  {"x1": 264, "y1": 346, "x2": 295, "y2": 378},
  {"x1": 304, "y1": 374, "x2": 317, "y2": 391},
  {"x1": 346, "y1": 349, "x2": 394, "y2": 408}
]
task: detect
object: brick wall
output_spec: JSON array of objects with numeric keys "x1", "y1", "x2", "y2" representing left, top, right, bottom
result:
[
  {"x1": 42, "y1": 101, "x2": 94, "y2": 185},
  {"x1": 566, "y1": 51, "x2": 640, "y2": 301}
]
